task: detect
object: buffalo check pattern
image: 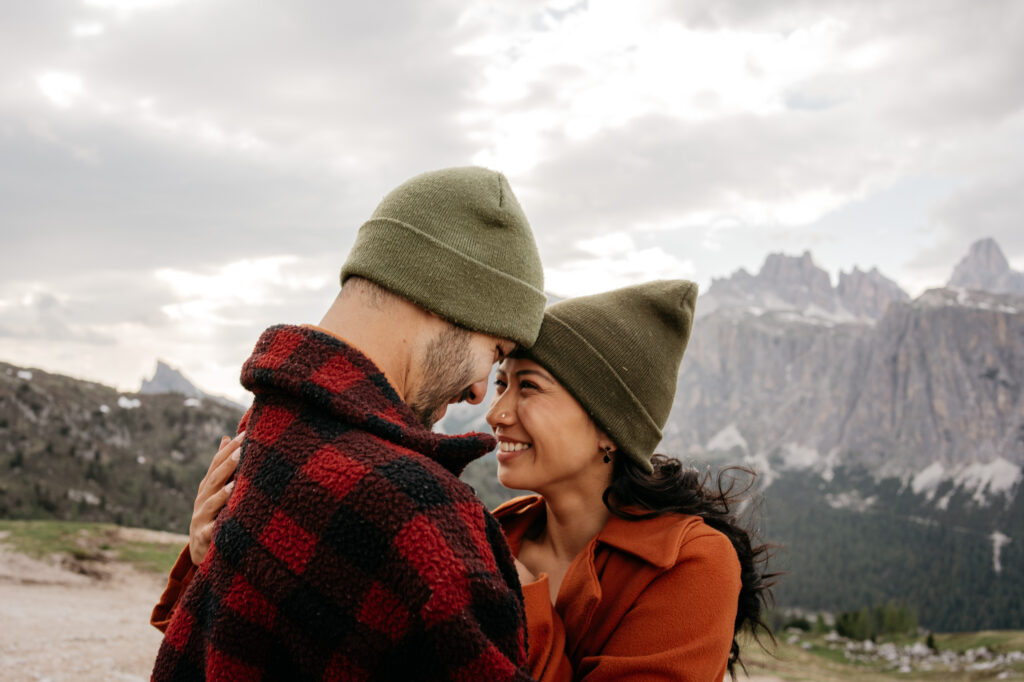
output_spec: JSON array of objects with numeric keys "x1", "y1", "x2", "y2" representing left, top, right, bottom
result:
[{"x1": 152, "y1": 325, "x2": 530, "y2": 681}]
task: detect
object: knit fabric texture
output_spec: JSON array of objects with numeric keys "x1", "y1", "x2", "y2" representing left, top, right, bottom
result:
[
  {"x1": 524, "y1": 280, "x2": 698, "y2": 472},
  {"x1": 340, "y1": 166, "x2": 546, "y2": 348},
  {"x1": 152, "y1": 325, "x2": 531, "y2": 681}
]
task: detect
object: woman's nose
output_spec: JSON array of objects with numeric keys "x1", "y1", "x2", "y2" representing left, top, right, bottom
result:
[{"x1": 486, "y1": 393, "x2": 514, "y2": 428}]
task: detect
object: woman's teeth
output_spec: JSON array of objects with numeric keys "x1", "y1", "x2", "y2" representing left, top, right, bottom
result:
[{"x1": 498, "y1": 441, "x2": 531, "y2": 452}]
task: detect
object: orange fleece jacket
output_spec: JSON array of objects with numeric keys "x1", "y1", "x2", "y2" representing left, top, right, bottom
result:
[{"x1": 493, "y1": 496, "x2": 741, "y2": 682}]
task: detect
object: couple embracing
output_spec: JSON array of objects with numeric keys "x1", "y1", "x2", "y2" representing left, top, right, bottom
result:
[{"x1": 150, "y1": 167, "x2": 774, "y2": 681}]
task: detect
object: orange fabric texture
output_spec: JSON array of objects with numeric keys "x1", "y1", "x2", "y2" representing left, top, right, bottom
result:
[
  {"x1": 494, "y1": 495, "x2": 742, "y2": 682},
  {"x1": 151, "y1": 547, "x2": 195, "y2": 633}
]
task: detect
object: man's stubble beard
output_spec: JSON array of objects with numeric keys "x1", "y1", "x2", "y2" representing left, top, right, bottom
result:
[{"x1": 409, "y1": 323, "x2": 476, "y2": 430}]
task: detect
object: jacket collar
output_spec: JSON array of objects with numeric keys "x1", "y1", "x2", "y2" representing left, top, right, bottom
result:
[
  {"x1": 494, "y1": 495, "x2": 698, "y2": 569},
  {"x1": 241, "y1": 324, "x2": 495, "y2": 476}
]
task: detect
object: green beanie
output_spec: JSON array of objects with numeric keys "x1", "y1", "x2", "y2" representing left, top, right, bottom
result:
[
  {"x1": 340, "y1": 167, "x2": 546, "y2": 348},
  {"x1": 525, "y1": 280, "x2": 698, "y2": 472}
]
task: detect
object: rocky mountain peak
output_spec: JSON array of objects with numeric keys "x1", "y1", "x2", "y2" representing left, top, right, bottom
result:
[
  {"x1": 702, "y1": 251, "x2": 907, "y2": 321},
  {"x1": 138, "y1": 361, "x2": 244, "y2": 409},
  {"x1": 948, "y1": 238, "x2": 1024, "y2": 295},
  {"x1": 139, "y1": 361, "x2": 203, "y2": 398},
  {"x1": 837, "y1": 266, "x2": 910, "y2": 320}
]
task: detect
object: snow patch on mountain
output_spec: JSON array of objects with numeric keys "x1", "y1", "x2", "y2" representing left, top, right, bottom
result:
[
  {"x1": 819, "y1": 448, "x2": 840, "y2": 482},
  {"x1": 117, "y1": 396, "x2": 141, "y2": 409},
  {"x1": 990, "y1": 532, "x2": 1011, "y2": 574},
  {"x1": 706, "y1": 423, "x2": 748, "y2": 453},
  {"x1": 908, "y1": 459, "x2": 1021, "y2": 507},
  {"x1": 781, "y1": 443, "x2": 821, "y2": 469},
  {"x1": 826, "y1": 491, "x2": 877, "y2": 512},
  {"x1": 912, "y1": 462, "x2": 945, "y2": 498},
  {"x1": 955, "y1": 458, "x2": 1022, "y2": 506}
]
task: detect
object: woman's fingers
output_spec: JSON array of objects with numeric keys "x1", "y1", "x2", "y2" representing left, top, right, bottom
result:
[
  {"x1": 196, "y1": 432, "x2": 244, "y2": 502},
  {"x1": 190, "y1": 481, "x2": 236, "y2": 566},
  {"x1": 200, "y1": 480, "x2": 235, "y2": 520},
  {"x1": 189, "y1": 523, "x2": 212, "y2": 566},
  {"x1": 206, "y1": 444, "x2": 241, "y2": 492},
  {"x1": 209, "y1": 432, "x2": 244, "y2": 475}
]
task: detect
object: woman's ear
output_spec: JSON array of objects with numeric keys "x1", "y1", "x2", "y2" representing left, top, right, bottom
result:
[{"x1": 597, "y1": 430, "x2": 617, "y2": 454}]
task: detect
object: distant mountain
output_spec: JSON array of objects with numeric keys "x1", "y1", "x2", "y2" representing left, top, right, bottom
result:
[
  {"x1": 836, "y1": 266, "x2": 911, "y2": 320},
  {"x1": 140, "y1": 361, "x2": 203, "y2": 398},
  {"x1": 139, "y1": 360, "x2": 245, "y2": 410},
  {"x1": 700, "y1": 251, "x2": 909, "y2": 322},
  {"x1": 667, "y1": 239, "x2": 1024, "y2": 631},
  {"x1": 673, "y1": 285, "x2": 1024, "y2": 478},
  {"x1": 948, "y1": 237, "x2": 1024, "y2": 295}
]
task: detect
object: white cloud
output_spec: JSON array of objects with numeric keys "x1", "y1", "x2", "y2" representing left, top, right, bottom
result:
[
  {"x1": 545, "y1": 232, "x2": 695, "y2": 297},
  {"x1": 2, "y1": 0, "x2": 1024, "y2": 399},
  {"x1": 84, "y1": 0, "x2": 186, "y2": 14},
  {"x1": 72, "y1": 22, "x2": 106, "y2": 38},
  {"x1": 37, "y1": 71, "x2": 84, "y2": 108},
  {"x1": 460, "y1": 2, "x2": 853, "y2": 173},
  {"x1": 156, "y1": 256, "x2": 330, "y2": 328}
]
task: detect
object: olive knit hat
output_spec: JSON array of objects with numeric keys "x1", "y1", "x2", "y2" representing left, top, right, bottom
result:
[
  {"x1": 525, "y1": 280, "x2": 698, "y2": 472},
  {"x1": 340, "y1": 167, "x2": 547, "y2": 348}
]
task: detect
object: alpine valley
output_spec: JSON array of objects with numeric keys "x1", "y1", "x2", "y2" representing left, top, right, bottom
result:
[{"x1": 1, "y1": 238, "x2": 1021, "y2": 633}]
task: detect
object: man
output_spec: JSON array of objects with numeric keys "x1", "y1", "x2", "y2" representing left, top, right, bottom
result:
[{"x1": 151, "y1": 167, "x2": 546, "y2": 681}]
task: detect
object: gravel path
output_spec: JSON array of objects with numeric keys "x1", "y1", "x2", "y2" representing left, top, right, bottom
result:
[{"x1": 0, "y1": 540, "x2": 171, "y2": 681}]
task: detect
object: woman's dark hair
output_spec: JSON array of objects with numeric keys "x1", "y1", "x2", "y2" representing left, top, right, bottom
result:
[{"x1": 602, "y1": 453, "x2": 778, "y2": 678}]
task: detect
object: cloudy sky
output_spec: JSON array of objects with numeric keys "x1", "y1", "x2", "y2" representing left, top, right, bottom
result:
[{"x1": 2, "y1": 0, "x2": 1022, "y2": 402}]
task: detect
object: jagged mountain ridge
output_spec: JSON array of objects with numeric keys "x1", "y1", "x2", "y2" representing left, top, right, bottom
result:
[
  {"x1": 699, "y1": 250, "x2": 910, "y2": 322},
  {"x1": 672, "y1": 240, "x2": 1024, "y2": 508}
]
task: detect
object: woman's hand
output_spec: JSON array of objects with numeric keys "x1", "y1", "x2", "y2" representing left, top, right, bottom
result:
[
  {"x1": 188, "y1": 432, "x2": 243, "y2": 566},
  {"x1": 514, "y1": 557, "x2": 537, "y2": 586}
]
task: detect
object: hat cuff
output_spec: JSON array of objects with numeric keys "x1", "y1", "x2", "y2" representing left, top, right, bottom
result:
[
  {"x1": 529, "y1": 312, "x2": 662, "y2": 472},
  {"x1": 341, "y1": 217, "x2": 547, "y2": 348}
]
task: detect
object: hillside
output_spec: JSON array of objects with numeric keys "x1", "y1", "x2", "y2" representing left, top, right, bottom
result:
[{"x1": 0, "y1": 362, "x2": 244, "y2": 533}]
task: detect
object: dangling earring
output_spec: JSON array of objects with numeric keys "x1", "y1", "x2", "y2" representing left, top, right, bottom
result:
[{"x1": 602, "y1": 445, "x2": 612, "y2": 464}]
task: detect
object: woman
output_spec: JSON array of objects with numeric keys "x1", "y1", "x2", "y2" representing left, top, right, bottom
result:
[{"x1": 153, "y1": 280, "x2": 774, "y2": 681}]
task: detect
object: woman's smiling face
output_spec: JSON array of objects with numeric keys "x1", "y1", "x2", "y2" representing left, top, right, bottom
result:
[{"x1": 486, "y1": 357, "x2": 611, "y2": 495}]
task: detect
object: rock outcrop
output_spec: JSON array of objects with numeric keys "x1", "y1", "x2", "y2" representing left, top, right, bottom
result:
[
  {"x1": 948, "y1": 237, "x2": 1024, "y2": 295},
  {"x1": 701, "y1": 251, "x2": 908, "y2": 322}
]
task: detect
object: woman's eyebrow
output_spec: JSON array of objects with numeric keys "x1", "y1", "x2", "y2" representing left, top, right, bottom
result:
[{"x1": 515, "y1": 368, "x2": 553, "y2": 381}]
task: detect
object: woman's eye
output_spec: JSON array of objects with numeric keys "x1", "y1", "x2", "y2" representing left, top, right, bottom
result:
[
  {"x1": 520, "y1": 380, "x2": 538, "y2": 391},
  {"x1": 494, "y1": 378, "x2": 507, "y2": 390}
]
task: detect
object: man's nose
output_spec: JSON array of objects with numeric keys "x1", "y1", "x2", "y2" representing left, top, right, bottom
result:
[{"x1": 458, "y1": 378, "x2": 488, "y2": 405}]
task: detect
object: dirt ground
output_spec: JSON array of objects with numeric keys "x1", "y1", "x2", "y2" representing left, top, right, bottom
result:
[
  {"x1": 0, "y1": 532, "x2": 785, "y2": 681},
  {"x1": 0, "y1": 533, "x2": 173, "y2": 682}
]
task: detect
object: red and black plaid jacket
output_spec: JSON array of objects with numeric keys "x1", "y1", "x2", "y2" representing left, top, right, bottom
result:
[{"x1": 152, "y1": 325, "x2": 531, "y2": 681}]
